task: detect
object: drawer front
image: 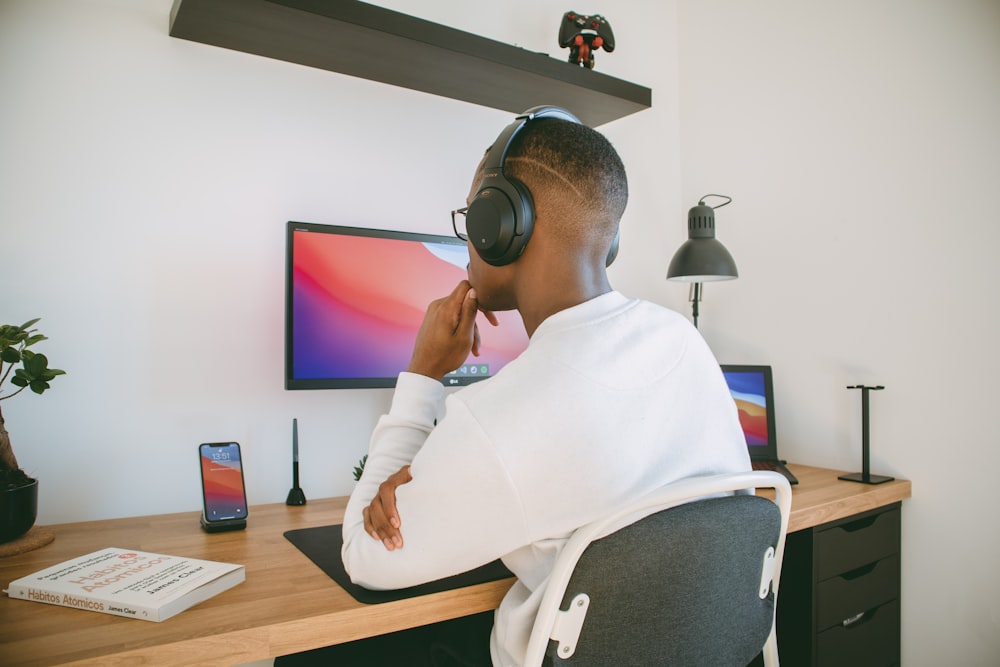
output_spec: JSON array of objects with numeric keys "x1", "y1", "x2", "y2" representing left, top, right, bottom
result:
[
  {"x1": 817, "y1": 553, "x2": 900, "y2": 631},
  {"x1": 817, "y1": 599, "x2": 900, "y2": 667},
  {"x1": 816, "y1": 506, "x2": 900, "y2": 579}
]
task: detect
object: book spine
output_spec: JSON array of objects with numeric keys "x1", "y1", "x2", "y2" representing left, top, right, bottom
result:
[{"x1": 6, "y1": 585, "x2": 161, "y2": 621}]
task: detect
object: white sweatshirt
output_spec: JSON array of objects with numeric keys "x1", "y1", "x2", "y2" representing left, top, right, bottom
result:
[{"x1": 342, "y1": 291, "x2": 750, "y2": 666}]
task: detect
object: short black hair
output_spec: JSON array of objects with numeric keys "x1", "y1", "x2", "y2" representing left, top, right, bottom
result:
[{"x1": 505, "y1": 118, "x2": 628, "y2": 245}]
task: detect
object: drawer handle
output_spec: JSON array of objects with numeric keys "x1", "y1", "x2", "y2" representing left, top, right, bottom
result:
[
  {"x1": 841, "y1": 561, "x2": 878, "y2": 581},
  {"x1": 842, "y1": 611, "x2": 866, "y2": 627},
  {"x1": 839, "y1": 515, "x2": 878, "y2": 533}
]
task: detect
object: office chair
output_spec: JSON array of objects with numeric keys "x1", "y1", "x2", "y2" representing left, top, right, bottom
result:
[{"x1": 522, "y1": 471, "x2": 792, "y2": 667}]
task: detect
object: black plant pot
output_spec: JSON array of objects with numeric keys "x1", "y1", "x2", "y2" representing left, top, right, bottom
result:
[{"x1": 0, "y1": 477, "x2": 38, "y2": 543}]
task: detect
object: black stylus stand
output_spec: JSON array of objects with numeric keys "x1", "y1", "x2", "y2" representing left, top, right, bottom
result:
[
  {"x1": 286, "y1": 418, "x2": 307, "y2": 505},
  {"x1": 839, "y1": 385, "x2": 894, "y2": 485}
]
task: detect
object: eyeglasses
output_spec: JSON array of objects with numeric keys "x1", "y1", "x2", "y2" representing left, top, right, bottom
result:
[{"x1": 451, "y1": 207, "x2": 469, "y2": 241}]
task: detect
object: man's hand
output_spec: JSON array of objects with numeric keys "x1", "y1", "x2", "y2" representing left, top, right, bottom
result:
[
  {"x1": 407, "y1": 280, "x2": 499, "y2": 381},
  {"x1": 362, "y1": 465, "x2": 412, "y2": 551}
]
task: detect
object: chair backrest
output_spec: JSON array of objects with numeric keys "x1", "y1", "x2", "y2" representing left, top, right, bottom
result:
[{"x1": 522, "y1": 471, "x2": 792, "y2": 667}]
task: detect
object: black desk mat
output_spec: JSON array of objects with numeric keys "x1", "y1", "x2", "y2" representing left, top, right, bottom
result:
[{"x1": 284, "y1": 524, "x2": 513, "y2": 604}]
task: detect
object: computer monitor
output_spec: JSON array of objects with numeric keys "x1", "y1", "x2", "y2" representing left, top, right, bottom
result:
[{"x1": 285, "y1": 221, "x2": 529, "y2": 389}]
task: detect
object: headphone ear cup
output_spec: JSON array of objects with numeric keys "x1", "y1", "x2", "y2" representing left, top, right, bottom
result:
[
  {"x1": 469, "y1": 106, "x2": 579, "y2": 267},
  {"x1": 467, "y1": 181, "x2": 534, "y2": 267},
  {"x1": 466, "y1": 190, "x2": 514, "y2": 265}
]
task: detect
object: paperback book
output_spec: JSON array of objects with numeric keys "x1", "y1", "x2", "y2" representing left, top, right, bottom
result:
[{"x1": 4, "y1": 547, "x2": 245, "y2": 622}]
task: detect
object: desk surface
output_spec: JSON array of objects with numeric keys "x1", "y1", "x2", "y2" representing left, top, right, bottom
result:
[{"x1": 0, "y1": 464, "x2": 911, "y2": 667}]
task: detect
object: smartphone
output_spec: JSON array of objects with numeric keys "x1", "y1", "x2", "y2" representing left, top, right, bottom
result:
[{"x1": 199, "y1": 442, "x2": 248, "y2": 527}]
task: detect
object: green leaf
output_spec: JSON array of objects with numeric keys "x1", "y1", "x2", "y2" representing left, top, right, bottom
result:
[
  {"x1": 22, "y1": 352, "x2": 46, "y2": 376},
  {"x1": 23, "y1": 334, "x2": 47, "y2": 347},
  {"x1": 0, "y1": 330, "x2": 27, "y2": 347},
  {"x1": 1, "y1": 319, "x2": 62, "y2": 397},
  {"x1": 352, "y1": 454, "x2": 368, "y2": 481},
  {"x1": 0, "y1": 327, "x2": 18, "y2": 347}
]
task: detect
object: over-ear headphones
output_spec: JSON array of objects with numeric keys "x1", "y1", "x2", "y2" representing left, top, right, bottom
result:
[{"x1": 465, "y1": 106, "x2": 619, "y2": 267}]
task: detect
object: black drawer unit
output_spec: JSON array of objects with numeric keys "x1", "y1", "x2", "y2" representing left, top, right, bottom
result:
[{"x1": 775, "y1": 503, "x2": 902, "y2": 666}]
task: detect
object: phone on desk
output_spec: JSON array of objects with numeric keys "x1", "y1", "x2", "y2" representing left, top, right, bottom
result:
[{"x1": 199, "y1": 442, "x2": 248, "y2": 532}]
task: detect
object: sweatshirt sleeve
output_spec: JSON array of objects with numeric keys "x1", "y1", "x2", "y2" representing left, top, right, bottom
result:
[{"x1": 341, "y1": 374, "x2": 529, "y2": 591}]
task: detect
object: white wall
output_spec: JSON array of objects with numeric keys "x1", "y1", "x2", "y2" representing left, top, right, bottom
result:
[
  {"x1": 676, "y1": 1, "x2": 1000, "y2": 664},
  {"x1": 1, "y1": 0, "x2": 997, "y2": 664},
  {"x1": 0, "y1": 2, "x2": 682, "y2": 516}
]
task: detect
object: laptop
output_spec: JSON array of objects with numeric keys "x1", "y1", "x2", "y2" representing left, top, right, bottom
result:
[{"x1": 720, "y1": 364, "x2": 798, "y2": 485}]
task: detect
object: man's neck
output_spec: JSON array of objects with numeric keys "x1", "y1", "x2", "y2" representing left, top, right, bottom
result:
[{"x1": 516, "y1": 267, "x2": 612, "y2": 337}]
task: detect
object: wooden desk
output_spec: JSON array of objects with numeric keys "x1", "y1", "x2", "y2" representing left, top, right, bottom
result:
[
  {"x1": 0, "y1": 464, "x2": 910, "y2": 666},
  {"x1": 761, "y1": 464, "x2": 910, "y2": 534}
]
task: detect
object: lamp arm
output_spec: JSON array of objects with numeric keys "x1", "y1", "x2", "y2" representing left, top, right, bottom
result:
[{"x1": 690, "y1": 282, "x2": 702, "y2": 328}]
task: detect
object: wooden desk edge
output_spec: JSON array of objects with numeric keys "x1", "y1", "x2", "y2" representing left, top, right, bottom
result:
[
  {"x1": 1, "y1": 464, "x2": 910, "y2": 666},
  {"x1": 782, "y1": 463, "x2": 912, "y2": 533},
  {"x1": 47, "y1": 578, "x2": 515, "y2": 667}
]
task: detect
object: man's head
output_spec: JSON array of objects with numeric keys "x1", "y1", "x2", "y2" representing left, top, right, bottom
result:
[
  {"x1": 503, "y1": 116, "x2": 627, "y2": 265},
  {"x1": 468, "y1": 111, "x2": 628, "y2": 324},
  {"x1": 467, "y1": 113, "x2": 628, "y2": 324},
  {"x1": 467, "y1": 111, "x2": 628, "y2": 324},
  {"x1": 465, "y1": 110, "x2": 628, "y2": 268}
]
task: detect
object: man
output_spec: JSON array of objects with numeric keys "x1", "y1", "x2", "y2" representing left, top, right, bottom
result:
[{"x1": 285, "y1": 110, "x2": 750, "y2": 666}]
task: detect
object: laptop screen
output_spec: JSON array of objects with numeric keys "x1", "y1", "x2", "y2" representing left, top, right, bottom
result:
[{"x1": 720, "y1": 365, "x2": 778, "y2": 460}]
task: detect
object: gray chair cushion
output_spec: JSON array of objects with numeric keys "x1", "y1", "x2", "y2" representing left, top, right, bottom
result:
[{"x1": 545, "y1": 494, "x2": 780, "y2": 667}]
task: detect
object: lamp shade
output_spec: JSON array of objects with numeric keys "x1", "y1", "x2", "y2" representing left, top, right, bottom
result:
[{"x1": 666, "y1": 202, "x2": 738, "y2": 282}]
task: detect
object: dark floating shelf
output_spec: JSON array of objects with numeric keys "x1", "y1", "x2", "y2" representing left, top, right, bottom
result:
[{"x1": 169, "y1": 0, "x2": 651, "y2": 127}]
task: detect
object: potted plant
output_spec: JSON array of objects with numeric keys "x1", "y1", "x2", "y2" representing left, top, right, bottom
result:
[{"x1": 0, "y1": 318, "x2": 65, "y2": 543}]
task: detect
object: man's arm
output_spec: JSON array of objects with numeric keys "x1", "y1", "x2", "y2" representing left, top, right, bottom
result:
[
  {"x1": 341, "y1": 393, "x2": 528, "y2": 590},
  {"x1": 341, "y1": 280, "x2": 520, "y2": 589},
  {"x1": 358, "y1": 280, "x2": 498, "y2": 550}
]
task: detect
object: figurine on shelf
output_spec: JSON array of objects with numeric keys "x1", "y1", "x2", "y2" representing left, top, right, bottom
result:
[{"x1": 558, "y1": 11, "x2": 615, "y2": 69}]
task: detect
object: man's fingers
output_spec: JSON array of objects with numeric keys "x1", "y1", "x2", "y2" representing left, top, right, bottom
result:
[
  {"x1": 480, "y1": 308, "x2": 500, "y2": 327},
  {"x1": 366, "y1": 499, "x2": 402, "y2": 550},
  {"x1": 377, "y1": 483, "x2": 402, "y2": 529},
  {"x1": 457, "y1": 288, "x2": 480, "y2": 343},
  {"x1": 363, "y1": 465, "x2": 413, "y2": 551},
  {"x1": 363, "y1": 506, "x2": 380, "y2": 540},
  {"x1": 471, "y1": 321, "x2": 482, "y2": 357}
]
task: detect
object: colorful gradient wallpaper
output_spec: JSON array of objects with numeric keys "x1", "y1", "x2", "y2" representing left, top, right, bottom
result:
[
  {"x1": 289, "y1": 227, "x2": 529, "y2": 387},
  {"x1": 199, "y1": 444, "x2": 247, "y2": 521},
  {"x1": 723, "y1": 370, "x2": 769, "y2": 448}
]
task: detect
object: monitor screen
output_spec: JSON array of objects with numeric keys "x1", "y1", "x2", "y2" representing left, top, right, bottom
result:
[
  {"x1": 285, "y1": 221, "x2": 529, "y2": 389},
  {"x1": 719, "y1": 364, "x2": 776, "y2": 452}
]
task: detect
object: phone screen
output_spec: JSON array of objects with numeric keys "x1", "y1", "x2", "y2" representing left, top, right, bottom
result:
[{"x1": 199, "y1": 442, "x2": 248, "y2": 522}]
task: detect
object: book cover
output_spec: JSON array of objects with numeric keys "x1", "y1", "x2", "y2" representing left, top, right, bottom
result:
[{"x1": 4, "y1": 547, "x2": 245, "y2": 622}]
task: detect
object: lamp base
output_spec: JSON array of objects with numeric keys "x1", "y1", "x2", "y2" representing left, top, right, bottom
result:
[{"x1": 838, "y1": 472, "x2": 895, "y2": 485}]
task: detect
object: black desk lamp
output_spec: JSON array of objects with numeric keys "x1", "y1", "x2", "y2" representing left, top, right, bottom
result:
[{"x1": 666, "y1": 194, "x2": 738, "y2": 328}]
